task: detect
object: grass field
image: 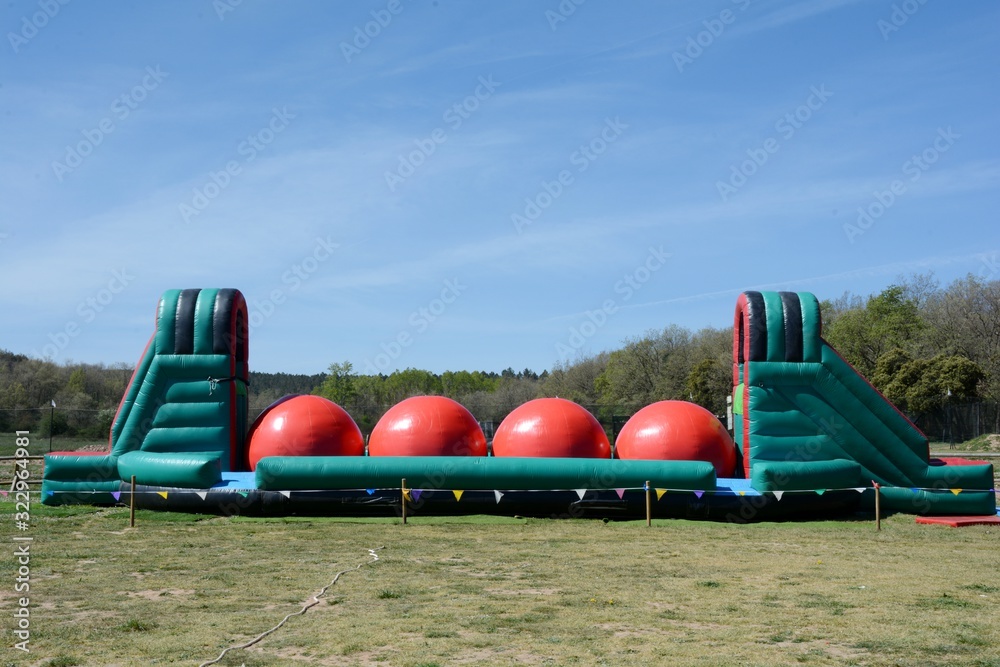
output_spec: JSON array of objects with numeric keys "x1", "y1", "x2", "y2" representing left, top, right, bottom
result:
[{"x1": 1, "y1": 502, "x2": 999, "y2": 667}]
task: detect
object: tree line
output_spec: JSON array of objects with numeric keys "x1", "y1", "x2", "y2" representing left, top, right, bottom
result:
[{"x1": 2, "y1": 272, "x2": 997, "y2": 441}]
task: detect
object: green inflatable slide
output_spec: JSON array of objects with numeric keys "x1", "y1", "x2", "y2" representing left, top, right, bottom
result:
[
  {"x1": 42, "y1": 288, "x2": 249, "y2": 503},
  {"x1": 733, "y1": 291, "x2": 995, "y2": 515}
]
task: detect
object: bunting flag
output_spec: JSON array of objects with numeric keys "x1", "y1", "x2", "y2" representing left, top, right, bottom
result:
[
  {"x1": 773, "y1": 491, "x2": 784, "y2": 501},
  {"x1": 656, "y1": 488, "x2": 667, "y2": 501},
  {"x1": 46, "y1": 490, "x2": 54, "y2": 497},
  {"x1": 615, "y1": 488, "x2": 626, "y2": 499},
  {"x1": 815, "y1": 489, "x2": 826, "y2": 496},
  {"x1": 643, "y1": 482, "x2": 650, "y2": 491},
  {"x1": 111, "y1": 492, "x2": 121, "y2": 502},
  {"x1": 737, "y1": 491, "x2": 746, "y2": 497},
  {"x1": 156, "y1": 491, "x2": 168, "y2": 499},
  {"x1": 0, "y1": 490, "x2": 8, "y2": 497},
  {"x1": 279, "y1": 491, "x2": 291, "y2": 499},
  {"x1": 575, "y1": 489, "x2": 587, "y2": 500},
  {"x1": 853, "y1": 487, "x2": 866, "y2": 493},
  {"x1": 365, "y1": 489, "x2": 376, "y2": 495},
  {"x1": 494, "y1": 490, "x2": 504, "y2": 504},
  {"x1": 411, "y1": 489, "x2": 423, "y2": 502},
  {"x1": 452, "y1": 490, "x2": 464, "y2": 502},
  {"x1": 238, "y1": 491, "x2": 249, "y2": 498},
  {"x1": 693, "y1": 490, "x2": 704, "y2": 499},
  {"x1": 910, "y1": 487, "x2": 920, "y2": 494},
  {"x1": 950, "y1": 488, "x2": 962, "y2": 495},
  {"x1": 402, "y1": 490, "x2": 412, "y2": 501}
]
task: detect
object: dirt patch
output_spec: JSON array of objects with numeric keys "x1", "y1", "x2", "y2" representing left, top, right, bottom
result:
[
  {"x1": 485, "y1": 587, "x2": 558, "y2": 596},
  {"x1": 775, "y1": 639, "x2": 868, "y2": 660},
  {"x1": 123, "y1": 589, "x2": 194, "y2": 600}
]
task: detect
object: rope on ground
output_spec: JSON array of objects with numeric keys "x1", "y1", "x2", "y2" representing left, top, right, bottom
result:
[{"x1": 199, "y1": 546, "x2": 384, "y2": 667}]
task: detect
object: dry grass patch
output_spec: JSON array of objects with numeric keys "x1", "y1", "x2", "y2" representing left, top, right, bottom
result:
[{"x1": 0, "y1": 506, "x2": 998, "y2": 666}]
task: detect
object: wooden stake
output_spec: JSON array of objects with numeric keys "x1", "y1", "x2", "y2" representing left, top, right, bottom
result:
[
  {"x1": 645, "y1": 481, "x2": 652, "y2": 527},
  {"x1": 873, "y1": 482, "x2": 881, "y2": 532},
  {"x1": 401, "y1": 477, "x2": 408, "y2": 525},
  {"x1": 129, "y1": 475, "x2": 136, "y2": 528}
]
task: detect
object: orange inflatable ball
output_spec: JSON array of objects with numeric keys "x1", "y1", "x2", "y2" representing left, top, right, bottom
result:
[
  {"x1": 615, "y1": 400, "x2": 736, "y2": 476},
  {"x1": 492, "y1": 398, "x2": 610, "y2": 458},
  {"x1": 368, "y1": 396, "x2": 487, "y2": 457},
  {"x1": 246, "y1": 395, "x2": 364, "y2": 471}
]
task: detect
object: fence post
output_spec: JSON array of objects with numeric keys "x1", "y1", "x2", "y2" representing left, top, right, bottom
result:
[
  {"x1": 873, "y1": 482, "x2": 881, "y2": 532},
  {"x1": 129, "y1": 475, "x2": 136, "y2": 528},
  {"x1": 645, "y1": 481, "x2": 652, "y2": 527},
  {"x1": 401, "y1": 478, "x2": 408, "y2": 525}
]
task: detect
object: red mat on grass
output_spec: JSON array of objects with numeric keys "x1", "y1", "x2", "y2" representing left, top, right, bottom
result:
[
  {"x1": 915, "y1": 515, "x2": 1000, "y2": 527},
  {"x1": 928, "y1": 457, "x2": 990, "y2": 467}
]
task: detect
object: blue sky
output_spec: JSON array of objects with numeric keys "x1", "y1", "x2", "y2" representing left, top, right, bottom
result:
[{"x1": 1, "y1": 1, "x2": 997, "y2": 375}]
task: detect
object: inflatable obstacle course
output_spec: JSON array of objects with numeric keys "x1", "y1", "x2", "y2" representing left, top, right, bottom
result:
[{"x1": 41, "y1": 288, "x2": 995, "y2": 520}]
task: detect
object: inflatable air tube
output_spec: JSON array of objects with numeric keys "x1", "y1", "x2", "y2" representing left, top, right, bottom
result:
[
  {"x1": 255, "y1": 456, "x2": 718, "y2": 492},
  {"x1": 42, "y1": 453, "x2": 117, "y2": 481},
  {"x1": 879, "y1": 487, "x2": 996, "y2": 516},
  {"x1": 118, "y1": 450, "x2": 223, "y2": 488},
  {"x1": 751, "y1": 459, "x2": 862, "y2": 492}
]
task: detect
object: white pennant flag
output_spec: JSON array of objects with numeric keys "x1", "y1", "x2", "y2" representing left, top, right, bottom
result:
[
  {"x1": 279, "y1": 490, "x2": 291, "y2": 498},
  {"x1": 575, "y1": 489, "x2": 587, "y2": 500},
  {"x1": 773, "y1": 491, "x2": 784, "y2": 501},
  {"x1": 494, "y1": 490, "x2": 504, "y2": 504},
  {"x1": 195, "y1": 491, "x2": 208, "y2": 500}
]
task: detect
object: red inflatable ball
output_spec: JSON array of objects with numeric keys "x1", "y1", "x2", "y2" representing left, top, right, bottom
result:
[
  {"x1": 492, "y1": 398, "x2": 610, "y2": 458},
  {"x1": 615, "y1": 400, "x2": 736, "y2": 476},
  {"x1": 368, "y1": 396, "x2": 487, "y2": 457},
  {"x1": 246, "y1": 395, "x2": 364, "y2": 471}
]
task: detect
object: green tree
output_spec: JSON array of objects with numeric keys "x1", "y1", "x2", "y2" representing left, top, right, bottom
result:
[
  {"x1": 882, "y1": 354, "x2": 984, "y2": 413},
  {"x1": 314, "y1": 361, "x2": 356, "y2": 406},
  {"x1": 685, "y1": 358, "x2": 729, "y2": 416},
  {"x1": 823, "y1": 285, "x2": 923, "y2": 379},
  {"x1": 922, "y1": 275, "x2": 1000, "y2": 401},
  {"x1": 538, "y1": 353, "x2": 608, "y2": 405}
]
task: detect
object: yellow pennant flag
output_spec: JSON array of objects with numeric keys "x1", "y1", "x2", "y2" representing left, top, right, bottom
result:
[
  {"x1": 452, "y1": 490, "x2": 464, "y2": 502},
  {"x1": 655, "y1": 488, "x2": 667, "y2": 501},
  {"x1": 950, "y1": 488, "x2": 962, "y2": 495},
  {"x1": 403, "y1": 490, "x2": 412, "y2": 501},
  {"x1": 737, "y1": 490, "x2": 746, "y2": 496},
  {"x1": 156, "y1": 491, "x2": 168, "y2": 499}
]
